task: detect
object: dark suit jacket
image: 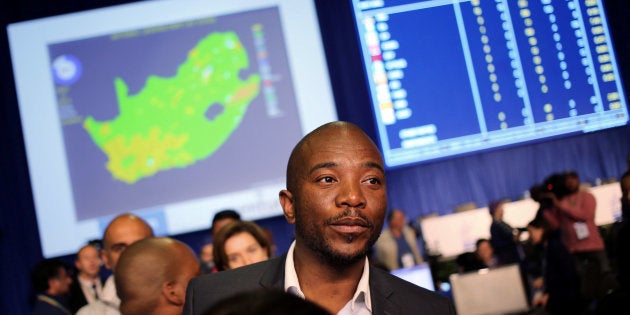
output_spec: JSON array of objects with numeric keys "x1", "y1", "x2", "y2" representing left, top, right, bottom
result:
[
  {"x1": 68, "y1": 274, "x2": 104, "y2": 313},
  {"x1": 184, "y1": 255, "x2": 455, "y2": 315}
]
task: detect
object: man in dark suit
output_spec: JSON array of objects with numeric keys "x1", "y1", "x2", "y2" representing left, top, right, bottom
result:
[
  {"x1": 184, "y1": 121, "x2": 455, "y2": 315},
  {"x1": 68, "y1": 243, "x2": 104, "y2": 313}
]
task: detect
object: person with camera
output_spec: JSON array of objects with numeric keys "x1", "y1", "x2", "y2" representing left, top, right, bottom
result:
[{"x1": 537, "y1": 171, "x2": 616, "y2": 311}]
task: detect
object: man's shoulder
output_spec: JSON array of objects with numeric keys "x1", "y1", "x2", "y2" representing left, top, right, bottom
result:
[
  {"x1": 190, "y1": 256, "x2": 282, "y2": 286},
  {"x1": 185, "y1": 256, "x2": 286, "y2": 315}
]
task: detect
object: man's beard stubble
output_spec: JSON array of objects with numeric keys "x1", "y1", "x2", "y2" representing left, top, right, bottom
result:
[{"x1": 294, "y1": 209, "x2": 382, "y2": 267}]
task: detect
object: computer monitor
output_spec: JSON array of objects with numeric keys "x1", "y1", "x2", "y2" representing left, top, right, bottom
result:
[
  {"x1": 449, "y1": 264, "x2": 529, "y2": 315},
  {"x1": 390, "y1": 263, "x2": 436, "y2": 291}
]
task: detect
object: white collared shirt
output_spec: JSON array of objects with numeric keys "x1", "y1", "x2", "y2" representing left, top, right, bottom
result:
[
  {"x1": 284, "y1": 241, "x2": 372, "y2": 315},
  {"x1": 76, "y1": 275, "x2": 120, "y2": 315},
  {"x1": 77, "y1": 275, "x2": 103, "y2": 304}
]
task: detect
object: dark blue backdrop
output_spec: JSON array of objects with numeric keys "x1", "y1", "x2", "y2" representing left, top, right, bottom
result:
[{"x1": 1, "y1": 0, "x2": 629, "y2": 314}]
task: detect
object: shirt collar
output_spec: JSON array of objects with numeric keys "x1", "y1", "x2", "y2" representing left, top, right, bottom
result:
[
  {"x1": 284, "y1": 240, "x2": 372, "y2": 312},
  {"x1": 78, "y1": 275, "x2": 101, "y2": 287}
]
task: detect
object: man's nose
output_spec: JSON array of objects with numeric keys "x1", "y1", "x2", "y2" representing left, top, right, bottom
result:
[{"x1": 336, "y1": 181, "x2": 366, "y2": 208}]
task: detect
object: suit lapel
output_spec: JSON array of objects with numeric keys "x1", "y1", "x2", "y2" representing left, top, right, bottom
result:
[{"x1": 369, "y1": 266, "x2": 401, "y2": 315}]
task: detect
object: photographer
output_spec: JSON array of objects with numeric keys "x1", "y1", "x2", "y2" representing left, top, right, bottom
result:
[{"x1": 536, "y1": 171, "x2": 616, "y2": 311}]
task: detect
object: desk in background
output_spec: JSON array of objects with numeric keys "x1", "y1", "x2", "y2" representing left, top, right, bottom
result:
[{"x1": 420, "y1": 183, "x2": 622, "y2": 259}]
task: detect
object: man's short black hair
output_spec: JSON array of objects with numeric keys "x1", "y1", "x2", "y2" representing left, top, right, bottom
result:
[
  {"x1": 31, "y1": 258, "x2": 68, "y2": 292},
  {"x1": 211, "y1": 209, "x2": 241, "y2": 229},
  {"x1": 210, "y1": 209, "x2": 241, "y2": 233}
]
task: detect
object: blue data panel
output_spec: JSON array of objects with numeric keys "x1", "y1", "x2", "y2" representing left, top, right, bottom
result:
[{"x1": 351, "y1": 0, "x2": 628, "y2": 168}]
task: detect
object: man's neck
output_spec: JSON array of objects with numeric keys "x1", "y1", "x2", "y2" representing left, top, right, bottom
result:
[
  {"x1": 78, "y1": 273, "x2": 99, "y2": 282},
  {"x1": 293, "y1": 243, "x2": 365, "y2": 313}
]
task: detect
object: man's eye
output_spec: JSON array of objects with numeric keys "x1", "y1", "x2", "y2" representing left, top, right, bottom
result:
[
  {"x1": 319, "y1": 176, "x2": 334, "y2": 183},
  {"x1": 109, "y1": 244, "x2": 128, "y2": 253},
  {"x1": 366, "y1": 178, "x2": 380, "y2": 185}
]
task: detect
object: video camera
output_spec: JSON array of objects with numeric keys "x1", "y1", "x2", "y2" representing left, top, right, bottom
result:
[{"x1": 529, "y1": 172, "x2": 571, "y2": 207}]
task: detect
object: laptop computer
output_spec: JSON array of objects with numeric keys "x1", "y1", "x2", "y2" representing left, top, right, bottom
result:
[{"x1": 449, "y1": 264, "x2": 529, "y2": 315}]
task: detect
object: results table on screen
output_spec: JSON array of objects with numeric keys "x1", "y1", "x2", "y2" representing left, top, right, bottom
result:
[{"x1": 352, "y1": 0, "x2": 628, "y2": 167}]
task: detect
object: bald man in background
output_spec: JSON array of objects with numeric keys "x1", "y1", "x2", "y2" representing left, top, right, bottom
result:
[
  {"x1": 116, "y1": 237, "x2": 201, "y2": 315},
  {"x1": 77, "y1": 213, "x2": 154, "y2": 315}
]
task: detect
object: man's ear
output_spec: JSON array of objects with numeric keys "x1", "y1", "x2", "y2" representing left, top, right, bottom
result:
[
  {"x1": 279, "y1": 190, "x2": 295, "y2": 224},
  {"x1": 162, "y1": 281, "x2": 185, "y2": 306}
]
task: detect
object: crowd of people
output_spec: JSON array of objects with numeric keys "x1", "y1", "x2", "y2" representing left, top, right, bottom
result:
[
  {"x1": 450, "y1": 169, "x2": 629, "y2": 314},
  {"x1": 28, "y1": 121, "x2": 629, "y2": 315}
]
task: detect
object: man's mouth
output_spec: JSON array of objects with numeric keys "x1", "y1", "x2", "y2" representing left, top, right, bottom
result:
[{"x1": 329, "y1": 217, "x2": 371, "y2": 234}]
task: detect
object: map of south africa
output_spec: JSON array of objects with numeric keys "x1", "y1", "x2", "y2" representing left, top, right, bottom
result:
[{"x1": 83, "y1": 31, "x2": 261, "y2": 184}]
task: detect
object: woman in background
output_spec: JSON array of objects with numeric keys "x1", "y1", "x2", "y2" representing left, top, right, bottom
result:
[{"x1": 213, "y1": 221, "x2": 272, "y2": 271}]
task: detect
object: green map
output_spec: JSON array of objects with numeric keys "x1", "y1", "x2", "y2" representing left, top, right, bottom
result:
[{"x1": 83, "y1": 32, "x2": 261, "y2": 184}]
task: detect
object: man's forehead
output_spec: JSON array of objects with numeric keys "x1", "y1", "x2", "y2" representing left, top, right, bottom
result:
[
  {"x1": 107, "y1": 230, "x2": 149, "y2": 244},
  {"x1": 287, "y1": 121, "x2": 385, "y2": 183},
  {"x1": 78, "y1": 245, "x2": 98, "y2": 256},
  {"x1": 302, "y1": 127, "x2": 381, "y2": 155},
  {"x1": 105, "y1": 233, "x2": 150, "y2": 251},
  {"x1": 300, "y1": 142, "x2": 383, "y2": 168}
]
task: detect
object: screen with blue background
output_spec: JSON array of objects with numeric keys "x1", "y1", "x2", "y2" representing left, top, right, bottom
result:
[{"x1": 351, "y1": 0, "x2": 628, "y2": 168}]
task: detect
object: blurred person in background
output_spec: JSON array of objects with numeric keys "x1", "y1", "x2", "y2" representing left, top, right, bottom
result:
[
  {"x1": 210, "y1": 209, "x2": 241, "y2": 239},
  {"x1": 373, "y1": 208, "x2": 423, "y2": 271},
  {"x1": 69, "y1": 243, "x2": 104, "y2": 313},
  {"x1": 202, "y1": 209, "x2": 242, "y2": 273},
  {"x1": 212, "y1": 220, "x2": 272, "y2": 271},
  {"x1": 115, "y1": 237, "x2": 201, "y2": 315},
  {"x1": 199, "y1": 243, "x2": 215, "y2": 274},
  {"x1": 488, "y1": 199, "x2": 521, "y2": 265},
  {"x1": 77, "y1": 213, "x2": 154, "y2": 315},
  {"x1": 539, "y1": 171, "x2": 616, "y2": 310},
  {"x1": 31, "y1": 258, "x2": 73, "y2": 315}
]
